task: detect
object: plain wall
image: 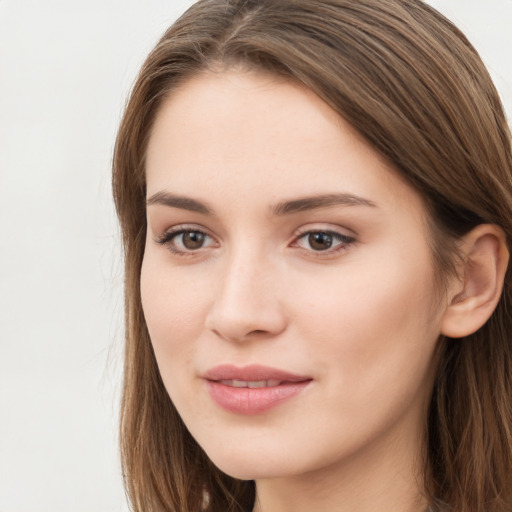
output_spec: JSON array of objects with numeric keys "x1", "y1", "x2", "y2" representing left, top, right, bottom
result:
[{"x1": 0, "y1": 1, "x2": 510, "y2": 511}]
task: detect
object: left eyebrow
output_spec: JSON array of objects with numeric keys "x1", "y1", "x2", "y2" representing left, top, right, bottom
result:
[{"x1": 271, "y1": 193, "x2": 377, "y2": 216}]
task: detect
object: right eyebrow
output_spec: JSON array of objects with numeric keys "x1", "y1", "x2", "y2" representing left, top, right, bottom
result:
[{"x1": 146, "y1": 191, "x2": 213, "y2": 215}]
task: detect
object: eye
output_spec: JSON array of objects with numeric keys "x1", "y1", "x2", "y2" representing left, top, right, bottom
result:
[
  {"x1": 155, "y1": 227, "x2": 217, "y2": 255},
  {"x1": 293, "y1": 230, "x2": 355, "y2": 253},
  {"x1": 178, "y1": 231, "x2": 207, "y2": 250}
]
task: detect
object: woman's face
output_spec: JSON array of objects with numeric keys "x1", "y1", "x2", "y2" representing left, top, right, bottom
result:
[{"x1": 141, "y1": 70, "x2": 448, "y2": 482}]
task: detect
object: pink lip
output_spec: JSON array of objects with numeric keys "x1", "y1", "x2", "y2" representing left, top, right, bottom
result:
[{"x1": 202, "y1": 364, "x2": 312, "y2": 415}]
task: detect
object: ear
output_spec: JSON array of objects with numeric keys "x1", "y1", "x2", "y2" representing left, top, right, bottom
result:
[{"x1": 441, "y1": 224, "x2": 509, "y2": 338}]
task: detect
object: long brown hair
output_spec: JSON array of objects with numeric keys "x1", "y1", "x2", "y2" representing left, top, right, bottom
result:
[{"x1": 112, "y1": 1, "x2": 512, "y2": 510}]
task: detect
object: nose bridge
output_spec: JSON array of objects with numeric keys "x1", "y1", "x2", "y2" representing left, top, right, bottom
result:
[{"x1": 206, "y1": 240, "x2": 286, "y2": 341}]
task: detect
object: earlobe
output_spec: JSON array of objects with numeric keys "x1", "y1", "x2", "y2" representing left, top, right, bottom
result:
[{"x1": 441, "y1": 224, "x2": 509, "y2": 338}]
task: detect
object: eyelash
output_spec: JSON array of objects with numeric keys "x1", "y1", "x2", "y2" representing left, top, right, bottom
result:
[
  {"x1": 155, "y1": 225, "x2": 356, "y2": 257},
  {"x1": 155, "y1": 226, "x2": 216, "y2": 256},
  {"x1": 291, "y1": 229, "x2": 355, "y2": 256}
]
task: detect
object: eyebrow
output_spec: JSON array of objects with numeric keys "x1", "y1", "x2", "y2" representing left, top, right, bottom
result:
[
  {"x1": 146, "y1": 191, "x2": 213, "y2": 214},
  {"x1": 146, "y1": 191, "x2": 377, "y2": 215},
  {"x1": 271, "y1": 193, "x2": 377, "y2": 215}
]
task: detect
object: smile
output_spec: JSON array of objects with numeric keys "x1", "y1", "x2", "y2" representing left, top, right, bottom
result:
[
  {"x1": 218, "y1": 379, "x2": 282, "y2": 388},
  {"x1": 203, "y1": 365, "x2": 312, "y2": 415}
]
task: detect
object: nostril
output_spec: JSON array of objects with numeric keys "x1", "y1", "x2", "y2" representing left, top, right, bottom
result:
[
  {"x1": 211, "y1": 327, "x2": 276, "y2": 343},
  {"x1": 205, "y1": 291, "x2": 288, "y2": 342},
  {"x1": 249, "y1": 330, "x2": 267, "y2": 336}
]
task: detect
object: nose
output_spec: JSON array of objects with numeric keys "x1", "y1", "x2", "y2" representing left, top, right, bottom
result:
[{"x1": 205, "y1": 249, "x2": 288, "y2": 343}]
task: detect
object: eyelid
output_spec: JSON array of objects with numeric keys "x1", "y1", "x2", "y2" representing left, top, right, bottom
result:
[
  {"x1": 291, "y1": 223, "x2": 356, "y2": 240},
  {"x1": 153, "y1": 223, "x2": 356, "y2": 257},
  {"x1": 154, "y1": 224, "x2": 219, "y2": 254},
  {"x1": 290, "y1": 224, "x2": 357, "y2": 255}
]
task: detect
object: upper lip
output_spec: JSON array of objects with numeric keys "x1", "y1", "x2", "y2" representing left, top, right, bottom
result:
[{"x1": 202, "y1": 364, "x2": 312, "y2": 383}]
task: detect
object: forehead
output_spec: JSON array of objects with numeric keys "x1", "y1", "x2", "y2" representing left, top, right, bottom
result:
[
  {"x1": 147, "y1": 70, "x2": 353, "y2": 169},
  {"x1": 145, "y1": 70, "x2": 424, "y2": 218}
]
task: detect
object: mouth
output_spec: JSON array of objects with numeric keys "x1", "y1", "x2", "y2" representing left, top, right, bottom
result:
[
  {"x1": 217, "y1": 379, "x2": 283, "y2": 388},
  {"x1": 202, "y1": 364, "x2": 312, "y2": 414}
]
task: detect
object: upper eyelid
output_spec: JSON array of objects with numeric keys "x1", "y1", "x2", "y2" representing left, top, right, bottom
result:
[
  {"x1": 155, "y1": 224, "x2": 214, "y2": 239},
  {"x1": 153, "y1": 223, "x2": 356, "y2": 246},
  {"x1": 291, "y1": 223, "x2": 357, "y2": 239},
  {"x1": 154, "y1": 227, "x2": 218, "y2": 256},
  {"x1": 295, "y1": 230, "x2": 353, "y2": 239},
  {"x1": 291, "y1": 230, "x2": 355, "y2": 246}
]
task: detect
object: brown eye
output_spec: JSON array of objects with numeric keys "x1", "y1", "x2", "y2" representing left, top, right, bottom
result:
[
  {"x1": 156, "y1": 228, "x2": 216, "y2": 255},
  {"x1": 181, "y1": 231, "x2": 205, "y2": 249},
  {"x1": 293, "y1": 230, "x2": 355, "y2": 255},
  {"x1": 308, "y1": 232, "x2": 333, "y2": 251}
]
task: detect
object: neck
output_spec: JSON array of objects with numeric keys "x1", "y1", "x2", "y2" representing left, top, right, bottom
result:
[{"x1": 252, "y1": 424, "x2": 429, "y2": 512}]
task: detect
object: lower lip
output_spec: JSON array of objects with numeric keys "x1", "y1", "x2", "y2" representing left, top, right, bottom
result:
[{"x1": 205, "y1": 380, "x2": 311, "y2": 415}]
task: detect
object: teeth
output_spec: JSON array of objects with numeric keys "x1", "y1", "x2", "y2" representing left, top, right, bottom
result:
[
  {"x1": 219, "y1": 379, "x2": 282, "y2": 388},
  {"x1": 248, "y1": 381, "x2": 266, "y2": 388}
]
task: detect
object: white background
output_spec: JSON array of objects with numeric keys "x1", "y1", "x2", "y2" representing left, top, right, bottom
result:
[{"x1": 0, "y1": 1, "x2": 510, "y2": 511}]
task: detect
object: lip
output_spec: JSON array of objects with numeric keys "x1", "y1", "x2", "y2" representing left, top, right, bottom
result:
[{"x1": 202, "y1": 364, "x2": 312, "y2": 415}]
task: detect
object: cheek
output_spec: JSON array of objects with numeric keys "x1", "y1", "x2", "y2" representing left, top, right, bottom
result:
[
  {"x1": 140, "y1": 252, "x2": 211, "y2": 378},
  {"x1": 290, "y1": 245, "x2": 441, "y2": 391}
]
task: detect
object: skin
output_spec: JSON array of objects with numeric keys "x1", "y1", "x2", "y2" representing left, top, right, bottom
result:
[{"x1": 141, "y1": 70, "x2": 453, "y2": 512}]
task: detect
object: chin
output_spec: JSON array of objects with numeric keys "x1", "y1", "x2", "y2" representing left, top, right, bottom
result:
[
  {"x1": 212, "y1": 462, "x2": 286, "y2": 481},
  {"x1": 202, "y1": 442, "x2": 306, "y2": 481},
  {"x1": 205, "y1": 451, "x2": 272, "y2": 480}
]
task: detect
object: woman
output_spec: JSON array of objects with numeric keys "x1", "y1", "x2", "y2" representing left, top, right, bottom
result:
[{"x1": 112, "y1": 1, "x2": 512, "y2": 511}]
